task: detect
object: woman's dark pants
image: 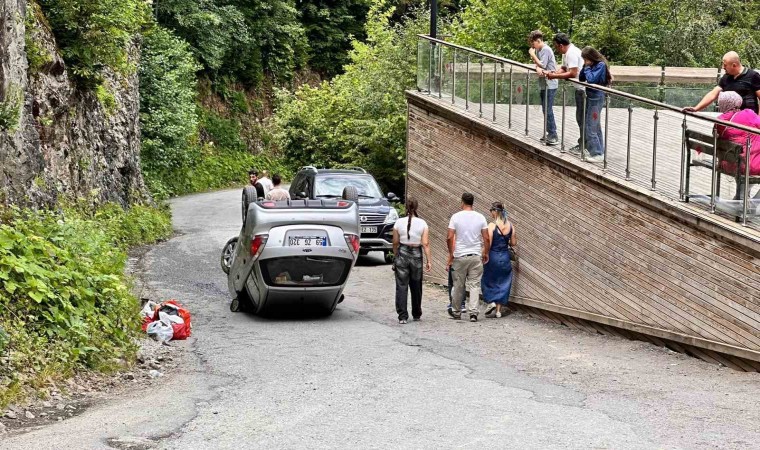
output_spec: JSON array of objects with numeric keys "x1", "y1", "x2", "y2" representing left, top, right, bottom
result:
[{"x1": 395, "y1": 246, "x2": 423, "y2": 321}]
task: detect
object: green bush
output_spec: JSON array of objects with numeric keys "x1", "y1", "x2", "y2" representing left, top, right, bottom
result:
[
  {"x1": 37, "y1": 0, "x2": 149, "y2": 87},
  {"x1": 0, "y1": 202, "x2": 171, "y2": 407}
]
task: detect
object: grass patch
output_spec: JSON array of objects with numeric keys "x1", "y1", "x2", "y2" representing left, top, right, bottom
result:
[{"x1": 0, "y1": 201, "x2": 172, "y2": 407}]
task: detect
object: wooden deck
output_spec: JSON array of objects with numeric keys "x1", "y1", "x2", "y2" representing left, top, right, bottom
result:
[{"x1": 425, "y1": 89, "x2": 760, "y2": 232}]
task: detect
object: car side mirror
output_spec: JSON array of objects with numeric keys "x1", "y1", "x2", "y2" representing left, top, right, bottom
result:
[{"x1": 386, "y1": 192, "x2": 399, "y2": 202}]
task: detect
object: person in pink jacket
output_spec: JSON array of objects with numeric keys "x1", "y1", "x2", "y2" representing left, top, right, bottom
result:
[{"x1": 715, "y1": 91, "x2": 760, "y2": 200}]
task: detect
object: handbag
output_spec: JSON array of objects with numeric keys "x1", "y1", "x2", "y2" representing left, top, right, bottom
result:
[{"x1": 497, "y1": 223, "x2": 519, "y2": 268}]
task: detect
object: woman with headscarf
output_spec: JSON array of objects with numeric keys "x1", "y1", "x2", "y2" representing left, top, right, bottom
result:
[
  {"x1": 715, "y1": 91, "x2": 760, "y2": 200},
  {"x1": 392, "y1": 198, "x2": 431, "y2": 324},
  {"x1": 481, "y1": 202, "x2": 516, "y2": 318}
]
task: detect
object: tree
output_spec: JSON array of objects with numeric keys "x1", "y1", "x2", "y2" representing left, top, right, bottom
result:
[
  {"x1": 274, "y1": 3, "x2": 430, "y2": 194},
  {"x1": 298, "y1": 0, "x2": 371, "y2": 76}
]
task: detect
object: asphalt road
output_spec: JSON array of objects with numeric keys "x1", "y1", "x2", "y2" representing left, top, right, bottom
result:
[{"x1": 3, "y1": 189, "x2": 759, "y2": 449}]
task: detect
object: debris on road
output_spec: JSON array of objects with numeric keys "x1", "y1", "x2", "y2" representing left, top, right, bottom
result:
[{"x1": 142, "y1": 299, "x2": 193, "y2": 342}]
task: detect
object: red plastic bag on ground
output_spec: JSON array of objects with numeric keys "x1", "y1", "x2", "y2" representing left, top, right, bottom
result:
[{"x1": 153, "y1": 300, "x2": 192, "y2": 340}]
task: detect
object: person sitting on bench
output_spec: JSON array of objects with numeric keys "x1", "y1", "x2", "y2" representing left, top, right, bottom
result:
[{"x1": 715, "y1": 91, "x2": 760, "y2": 200}]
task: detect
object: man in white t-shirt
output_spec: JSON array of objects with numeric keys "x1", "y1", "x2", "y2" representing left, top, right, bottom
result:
[
  {"x1": 258, "y1": 170, "x2": 274, "y2": 195},
  {"x1": 546, "y1": 33, "x2": 585, "y2": 154},
  {"x1": 447, "y1": 193, "x2": 490, "y2": 322}
]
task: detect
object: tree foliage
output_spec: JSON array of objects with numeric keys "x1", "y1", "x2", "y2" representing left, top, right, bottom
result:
[
  {"x1": 299, "y1": 0, "x2": 371, "y2": 76},
  {"x1": 139, "y1": 25, "x2": 201, "y2": 179},
  {"x1": 274, "y1": 4, "x2": 430, "y2": 194},
  {"x1": 36, "y1": 0, "x2": 149, "y2": 87}
]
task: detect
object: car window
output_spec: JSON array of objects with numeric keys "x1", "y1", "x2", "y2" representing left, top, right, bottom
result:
[{"x1": 314, "y1": 176, "x2": 383, "y2": 198}]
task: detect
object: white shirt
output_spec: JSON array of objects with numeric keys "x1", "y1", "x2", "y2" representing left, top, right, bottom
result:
[
  {"x1": 265, "y1": 187, "x2": 291, "y2": 201},
  {"x1": 562, "y1": 44, "x2": 585, "y2": 91},
  {"x1": 259, "y1": 177, "x2": 274, "y2": 193},
  {"x1": 448, "y1": 210, "x2": 488, "y2": 257},
  {"x1": 394, "y1": 216, "x2": 428, "y2": 245}
]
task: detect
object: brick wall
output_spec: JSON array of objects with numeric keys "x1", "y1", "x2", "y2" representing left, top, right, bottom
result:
[{"x1": 406, "y1": 93, "x2": 760, "y2": 362}]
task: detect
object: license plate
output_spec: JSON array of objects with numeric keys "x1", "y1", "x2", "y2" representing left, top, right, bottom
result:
[
  {"x1": 361, "y1": 226, "x2": 377, "y2": 234},
  {"x1": 288, "y1": 236, "x2": 327, "y2": 247}
]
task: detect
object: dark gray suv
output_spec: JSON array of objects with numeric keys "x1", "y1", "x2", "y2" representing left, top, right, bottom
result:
[{"x1": 289, "y1": 166, "x2": 399, "y2": 262}]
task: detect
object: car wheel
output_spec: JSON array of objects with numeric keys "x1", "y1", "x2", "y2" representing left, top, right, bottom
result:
[
  {"x1": 384, "y1": 252, "x2": 394, "y2": 264},
  {"x1": 220, "y1": 237, "x2": 238, "y2": 274},
  {"x1": 342, "y1": 185, "x2": 359, "y2": 202},
  {"x1": 242, "y1": 186, "x2": 258, "y2": 223}
]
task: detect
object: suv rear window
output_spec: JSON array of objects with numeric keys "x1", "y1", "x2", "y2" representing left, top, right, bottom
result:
[
  {"x1": 314, "y1": 175, "x2": 383, "y2": 198},
  {"x1": 260, "y1": 256, "x2": 351, "y2": 287}
]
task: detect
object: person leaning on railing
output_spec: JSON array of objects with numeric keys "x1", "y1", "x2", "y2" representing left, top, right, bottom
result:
[
  {"x1": 578, "y1": 46, "x2": 612, "y2": 163},
  {"x1": 684, "y1": 51, "x2": 760, "y2": 114},
  {"x1": 714, "y1": 91, "x2": 760, "y2": 201}
]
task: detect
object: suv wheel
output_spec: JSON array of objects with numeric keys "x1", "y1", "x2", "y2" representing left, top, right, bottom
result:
[{"x1": 342, "y1": 185, "x2": 359, "y2": 202}]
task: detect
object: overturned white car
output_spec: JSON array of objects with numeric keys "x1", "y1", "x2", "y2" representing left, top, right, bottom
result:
[{"x1": 226, "y1": 198, "x2": 360, "y2": 316}]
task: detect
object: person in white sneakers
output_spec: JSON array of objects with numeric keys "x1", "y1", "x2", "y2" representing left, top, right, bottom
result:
[{"x1": 447, "y1": 193, "x2": 490, "y2": 322}]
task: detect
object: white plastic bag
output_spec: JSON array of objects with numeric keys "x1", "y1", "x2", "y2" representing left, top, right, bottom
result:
[
  {"x1": 141, "y1": 300, "x2": 159, "y2": 319},
  {"x1": 146, "y1": 319, "x2": 174, "y2": 343}
]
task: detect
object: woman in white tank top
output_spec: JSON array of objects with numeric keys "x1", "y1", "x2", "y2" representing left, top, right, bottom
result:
[{"x1": 392, "y1": 198, "x2": 431, "y2": 324}]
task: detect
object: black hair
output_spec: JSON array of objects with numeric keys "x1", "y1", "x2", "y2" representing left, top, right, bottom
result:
[
  {"x1": 461, "y1": 192, "x2": 474, "y2": 206},
  {"x1": 272, "y1": 174, "x2": 282, "y2": 185},
  {"x1": 552, "y1": 33, "x2": 570, "y2": 46},
  {"x1": 248, "y1": 168, "x2": 258, "y2": 176},
  {"x1": 405, "y1": 198, "x2": 418, "y2": 240}
]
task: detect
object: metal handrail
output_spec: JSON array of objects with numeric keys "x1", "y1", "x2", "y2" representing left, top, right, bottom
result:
[
  {"x1": 418, "y1": 34, "x2": 759, "y2": 226},
  {"x1": 418, "y1": 34, "x2": 760, "y2": 136}
]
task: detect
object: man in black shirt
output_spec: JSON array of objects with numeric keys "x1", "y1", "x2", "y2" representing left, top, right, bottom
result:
[
  {"x1": 248, "y1": 169, "x2": 265, "y2": 199},
  {"x1": 684, "y1": 52, "x2": 760, "y2": 114}
]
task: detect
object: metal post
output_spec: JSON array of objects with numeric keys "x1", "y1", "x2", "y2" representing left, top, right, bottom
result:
[
  {"x1": 427, "y1": 42, "x2": 433, "y2": 95},
  {"x1": 679, "y1": 116, "x2": 687, "y2": 201},
  {"x1": 651, "y1": 108, "x2": 659, "y2": 190},
  {"x1": 560, "y1": 83, "x2": 566, "y2": 152},
  {"x1": 479, "y1": 58, "x2": 484, "y2": 118},
  {"x1": 465, "y1": 54, "x2": 470, "y2": 110},
  {"x1": 492, "y1": 63, "x2": 498, "y2": 122},
  {"x1": 452, "y1": 49, "x2": 456, "y2": 105},
  {"x1": 742, "y1": 134, "x2": 752, "y2": 226},
  {"x1": 626, "y1": 103, "x2": 633, "y2": 179},
  {"x1": 508, "y1": 66, "x2": 513, "y2": 128},
  {"x1": 581, "y1": 91, "x2": 587, "y2": 161},
  {"x1": 438, "y1": 44, "x2": 443, "y2": 99},
  {"x1": 542, "y1": 86, "x2": 548, "y2": 142},
  {"x1": 525, "y1": 71, "x2": 530, "y2": 136},
  {"x1": 710, "y1": 127, "x2": 718, "y2": 213},
  {"x1": 416, "y1": 39, "x2": 421, "y2": 91},
  {"x1": 603, "y1": 95, "x2": 610, "y2": 169}
]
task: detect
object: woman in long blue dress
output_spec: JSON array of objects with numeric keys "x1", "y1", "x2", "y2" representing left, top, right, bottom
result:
[{"x1": 481, "y1": 202, "x2": 516, "y2": 318}]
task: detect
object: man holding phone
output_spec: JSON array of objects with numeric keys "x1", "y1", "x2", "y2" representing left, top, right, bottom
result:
[{"x1": 546, "y1": 33, "x2": 585, "y2": 154}]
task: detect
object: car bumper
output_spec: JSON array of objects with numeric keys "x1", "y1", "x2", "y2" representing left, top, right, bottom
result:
[{"x1": 360, "y1": 223, "x2": 393, "y2": 250}]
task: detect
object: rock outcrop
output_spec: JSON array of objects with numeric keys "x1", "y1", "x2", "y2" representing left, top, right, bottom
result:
[{"x1": 0, "y1": 0, "x2": 146, "y2": 206}]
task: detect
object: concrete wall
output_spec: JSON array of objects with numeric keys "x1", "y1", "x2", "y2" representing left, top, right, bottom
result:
[{"x1": 406, "y1": 91, "x2": 760, "y2": 362}]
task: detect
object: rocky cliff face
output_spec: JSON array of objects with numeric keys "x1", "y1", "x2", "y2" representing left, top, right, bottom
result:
[{"x1": 0, "y1": 0, "x2": 146, "y2": 206}]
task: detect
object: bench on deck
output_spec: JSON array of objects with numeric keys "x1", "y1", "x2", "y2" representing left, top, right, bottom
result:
[{"x1": 684, "y1": 129, "x2": 760, "y2": 213}]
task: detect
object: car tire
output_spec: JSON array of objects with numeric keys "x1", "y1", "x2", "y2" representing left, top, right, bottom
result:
[
  {"x1": 342, "y1": 185, "x2": 359, "y2": 202},
  {"x1": 384, "y1": 252, "x2": 394, "y2": 264},
  {"x1": 220, "y1": 237, "x2": 238, "y2": 274},
  {"x1": 242, "y1": 186, "x2": 258, "y2": 223}
]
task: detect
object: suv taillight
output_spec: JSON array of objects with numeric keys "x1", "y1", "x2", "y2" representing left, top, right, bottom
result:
[
  {"x1": 344, "y1": 234, "x2": 360, "y2": 254},
  {"x1": 250, "y1": 234, "x2": 268, "y2": 259}
]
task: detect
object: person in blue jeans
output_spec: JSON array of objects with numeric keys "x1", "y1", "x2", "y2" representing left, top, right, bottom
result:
[
  {"x1": 578, "y1": 46, "x2": 612, "y2": 163},
  {"x1": 528, "y1": 30, "x2": 559, "y2": 146}
]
